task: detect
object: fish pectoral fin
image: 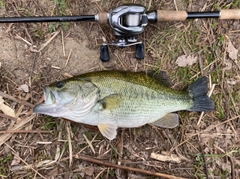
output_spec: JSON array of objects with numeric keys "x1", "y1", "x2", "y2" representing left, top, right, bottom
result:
[
  {"x1": 98, "y1": 94, "x2": 122, "y2": 111},
  {"x1": 98, "y1": 124, "x2": 118, "y2": 140},
  {"x1": 150, "y1": 113, "x2": 179, "y2": 128}
]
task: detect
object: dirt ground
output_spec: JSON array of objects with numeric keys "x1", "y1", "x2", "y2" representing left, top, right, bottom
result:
[{"x1": 0, "y1": 0, "x2": 240, "y2": 179}]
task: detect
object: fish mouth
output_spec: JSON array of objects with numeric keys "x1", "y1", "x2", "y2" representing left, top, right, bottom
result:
[
  {"x1": 33, "y1": 87, "x2": 61, "y2": 115},
  {"x1": 43, "y1": 87, "x2": 56, "y2": 105}
]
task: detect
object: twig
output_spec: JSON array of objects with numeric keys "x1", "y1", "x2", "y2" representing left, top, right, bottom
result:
[
  {"x1": 66, "y1": 121, "x2": 73, "y2": 167},
  {"x1": 30, "y1": 31, "x2": 60, "y2": 53},
  {"x1": 36, "y1": 141, "x2": 52, "y2": 144},
  {"x1": 173, "y1": 0, "x2": 179, "y2": 11},
  {"x1": 51, "y1": 65, "x2": 61, "y2": 70},
  {"x1": 61, "y1": 30, "x2": 66, "y2": 57},
  {"x1": 147, "y1": 0, "x2": 152, "y2": 11},
  {"x1": 94, "y1": 168, "x2": 107, "y2": 179},
  {"x1": 0, "y1": 112, "x2": 17, "y2": 121},
  {"x1": 30, "y1": 53, "x2": 38, "y2": 77},
  {"x1": 0, "y1": 130, "x2": 51, "y2": 134},
  {"x1": 16, "y1": 93, "x2": 31, "y2": 118},
  {"x1": 65, "y1": 49, "x2": 72, "y2": 67},
  {"x1": 3, "y1": 76, "x2": 18, "y2": 86},
  {"x1": 83, "y1": 134, "x2": 96, "y2": 154},
  {"x1": 198, "y1": 138, "x2": 209, "y2": 179},
  {"x1": 228, "y1": 156, "x2": 235, "y2": 179},
  {"x1": 55, "y1": 120, "x2": 63, "y2": 162},
  {"x1": 0, "y1": 91, "x2": 34, "y2": 108},
  {"x1": 38, "y1": 31, "x2": 60, "y2": 52},
  {"x1": 151, "y1": 152, "x2": 181, "y2": 163},
  {"x1": 75, "y1": 154, "x2": 188, "y2": 179},
  {"x1": 15, "y1": 34, "x2": 32, "y2": 46}
]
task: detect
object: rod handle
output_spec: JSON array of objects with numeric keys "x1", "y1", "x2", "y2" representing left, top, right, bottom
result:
[
  {"x1": 97, "y1": 12, "x2": 108, "y2": 24},
  {"x1": 157, "y1": 10, "x2": 187, "y2": 21},
  {"x1": 220, "y1": 9, "x2": 240, "y2": 19}
]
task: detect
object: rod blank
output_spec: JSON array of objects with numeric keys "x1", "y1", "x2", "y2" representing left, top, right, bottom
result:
[
  {"x1": 187, "y1": 12, "x2": 220, "y2": 18},
  {"x1": 0, "y1": 15, "x2": 95, "y2": 23}
]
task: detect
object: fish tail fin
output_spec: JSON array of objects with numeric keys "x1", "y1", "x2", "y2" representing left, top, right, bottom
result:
[{"x1": 187, "y1": 76, "x2": 214, "y2": 112}]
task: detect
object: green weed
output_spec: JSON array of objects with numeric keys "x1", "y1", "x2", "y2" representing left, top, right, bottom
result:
[
  {"x1": 0, "y1": 154, "x2": 13, "y2": 176},
  {"x1": 54, "y1": 0, "x2": 67, "y2": 15},
  {"x1": 84, "y1": 131, "x2": 98, "y2": 139},
  {"x1": 48, "y1": 0, "x2": 69, "y2": 32},
  {"x1": 41, "y1": 116, "x2": 57, "y2": 130},
  {"x1": 192, "y1": 150, "x2": 237, "y2": 178},
  {"x1": 232, "y1": 0, "x2": 240, "y2": 8},
  {"x1": 0, "y1": 0, "x2": 5, "y2": 8}
]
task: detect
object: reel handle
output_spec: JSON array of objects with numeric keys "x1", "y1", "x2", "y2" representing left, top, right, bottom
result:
[
  {"x1": 220, "y1": 9, "x2": 240, "y2": 19},
  {"x1": 157, "y1": 9, "x2": 240, "y2": 22}
]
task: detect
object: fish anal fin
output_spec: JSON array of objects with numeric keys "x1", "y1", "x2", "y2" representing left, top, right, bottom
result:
[
  {"x1": 151, "y1": 113, "x2": 179, "y2": 128},
  {"x1": 98, "y1": 124, "x2": 118, "y2": 140},
  {"x1": 98, "y1": 94, "x2": 122, "y2": 111}
]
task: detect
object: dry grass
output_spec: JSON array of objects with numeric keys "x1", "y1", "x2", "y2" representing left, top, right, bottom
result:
[{"x1": 0, "y1": 0, "x2": 240, "y2": 178}]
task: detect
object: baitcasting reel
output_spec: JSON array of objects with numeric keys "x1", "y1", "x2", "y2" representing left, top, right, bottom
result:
[
  {"x1": 0, "y1": 3, "x2": 240, "y2": 62},
  {"x1": 99, "y1": 4, "x2": 150, "y2": 61}
]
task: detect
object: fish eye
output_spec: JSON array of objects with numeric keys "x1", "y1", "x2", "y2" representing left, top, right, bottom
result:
[{"x1": 56, "y1": 81, "x2": 65, "y2": 88}]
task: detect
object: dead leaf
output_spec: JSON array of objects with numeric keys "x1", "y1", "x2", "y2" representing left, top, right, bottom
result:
[
  {"x1": 150, "y1": 51, "x2": 158, "y2": 58},
  {"x1": 128, "y1": 174, "x2": 147, "y2": 179},
  {"x1": 227, "y1": 40, "x2": 238, "y2": 60},
  {"x1": 45, "y1": 168, "x2": 58, "y2": 178},
  {"x1": 224, "y1": 60, "x2": 232, "y2": 70},
  {"x1": 17, "y1": 84, "x2": 29, "y2": 93},
  {"x1": 176, "y1": 54, "x2": 198, "y2": 67},
  {"x1": 85, "y1": 167, "x2": 94, "y2": 176},
  {"x1": 150, "y1": 152, "x2": 181, "y2": 163},
  {"x1": 0, "y1": 96, "x2": 16, "y2": 117},
  {"x1": 11, "y1": 152, "x2": 20, "y2": 166},
  {"x1": 227, "y1": 76, "x2": 240, "y2": 85},
  {"x1": 216, "y1": 159, "x2": 231, "y2": 171}
]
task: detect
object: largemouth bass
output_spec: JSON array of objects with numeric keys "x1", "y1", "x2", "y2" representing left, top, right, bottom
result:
[{"x1": 34, "y1": 71, "x2": 214, "y2": 140}]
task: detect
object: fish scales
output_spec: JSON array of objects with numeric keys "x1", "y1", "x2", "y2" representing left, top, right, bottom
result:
[{"x1": 75, "y1": 71, "x2": 192, "y2": 127}]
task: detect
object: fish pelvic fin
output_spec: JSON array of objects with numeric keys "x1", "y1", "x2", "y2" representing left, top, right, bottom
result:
[
  {"x1": 150, "y1": 113, "x2": 179, "y2": 128},
  {"x1": 188, "y1": 76, "x2": 215, "y2": 112},
  {"x1": 98, "y1": 124, "x2": 117, "y2": 140}
]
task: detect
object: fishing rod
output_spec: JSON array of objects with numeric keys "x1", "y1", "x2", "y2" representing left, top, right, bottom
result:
[{"x1": 0, "y1": 4, "x2": 240, "y2": 61}]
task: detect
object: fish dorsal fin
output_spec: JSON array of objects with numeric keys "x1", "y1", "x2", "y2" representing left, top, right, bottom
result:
[
  {"x1": 98, "y1": 124, "x2": 118, "y2": 140},
  {"x1": 98, "y1": 94, "x2": 122, "y2": 111},
  {"x1": 146, "y1": 70, "x2": 172, "y2": 87},
  {"x1": 150, "y1": 113, "x2": 179, "y2": 128}
]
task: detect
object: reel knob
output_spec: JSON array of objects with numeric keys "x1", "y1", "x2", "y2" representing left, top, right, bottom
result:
[
  {"x1": 100, "y1": 44, "x2": 110, "y2": 62},
  {"x1": 135, "y1": 43, "x2": 144, "y2": 60}
]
